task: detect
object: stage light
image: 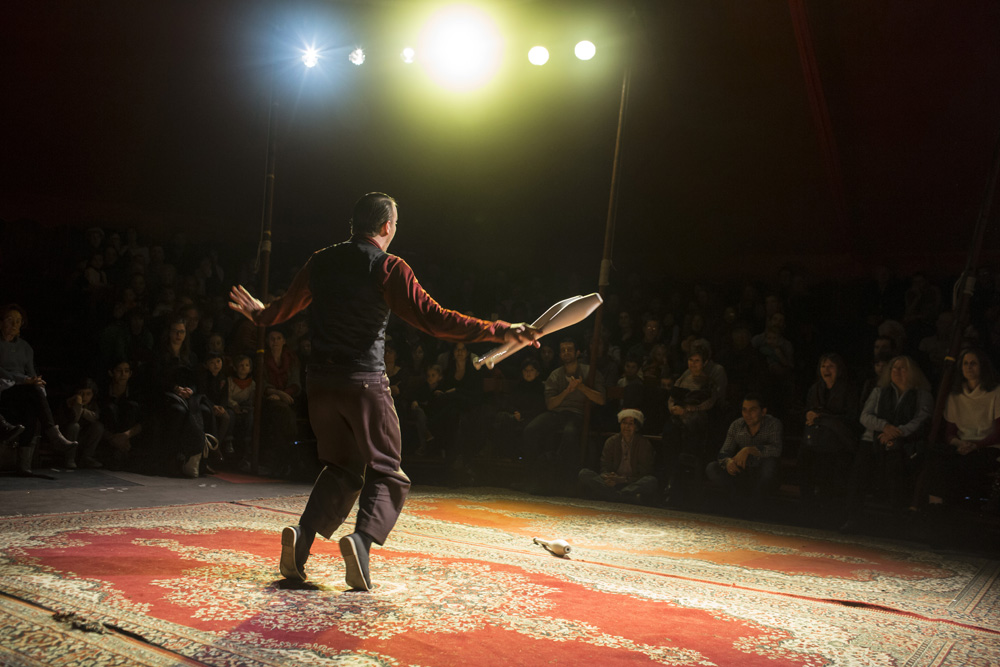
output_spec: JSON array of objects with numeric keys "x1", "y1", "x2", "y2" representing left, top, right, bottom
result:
[
  {"x1": 419, "y1": 4, "x2": 503, "y2": 92},
  {"x1": 348, "y1": 47, "x2": 365, "y2": 66},
  {"x1": 528, "y1": 46, "x2": 549, "y2": 66},
  {"x1": 301, "y1": 46, "x2": 320, "y2": 68},
  {"x1": 401, "y1": 47, "x2": 416, "y2": 64},
  {"x1": 575, "y1": 40, "x2": 596, "y2": 61}
]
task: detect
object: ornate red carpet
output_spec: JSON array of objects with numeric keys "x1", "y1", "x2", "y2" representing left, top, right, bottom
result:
[{"x1": 1, "y1": 489, "x2": 998, "y2": 666}]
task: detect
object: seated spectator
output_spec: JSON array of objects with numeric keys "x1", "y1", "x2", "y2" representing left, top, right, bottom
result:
[
  {"x1": 579, "y1": 409, "x2": 659, "y2": 505},
  {"x1": 226, "y1": 354, "x2": 255, "y2": 465},
  {"x1": 926, "y1": 349, "x2": 1000, "y2": 508},
  {"x1": 0, "y1": 304, "x2": 77, "y2": 475},
  {"x1": 626, "y1": 314, "x2": 663, "y2": 366},
  {"x1": 410, "y1": 363, "x2": 448, "y2": 456},
  {"x1": 754, "y1": 325, "x2": 795, "y2": 417},
  {"x1": 56, "y1": 378, "x2": 105, "y2": 469},
  {"x1": 842, "y1": 355, "x2": 933, "y2": 530},
  {"x1": 384, "y1": 339, "x2": 411, "y2": 414},
  {"x1": 796, "y1": 353, "x2": 859, "y2": 520},
  {"x1": 522, "y1": 338, "x2": 606, "y2": 494},
  {"x1": 704, "y1": 393, "x2": 784, "y2": 516},
  {"x1": 491, "y1": 356, "x2": 545, "y2": 459},
  {"x1": 261, "y1": 328, "x2": 302, "y2": 476},
  {"x1": 149, "y1": 316, "x2": 215, "y2": 478},
  {"x1": 201, "y1": 353, "x2": 232, "y2": 462},
  {"x1": 98, "y1": 360, "x2": 143, "y2": 471},
  {"x1": 661, "y1": 343, "x2": 725, "y2": 505}
]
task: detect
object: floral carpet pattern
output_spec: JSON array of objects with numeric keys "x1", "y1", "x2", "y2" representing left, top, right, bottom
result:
[{"x1": 1, "y1": 489, "x2": 998, "y2": 666}]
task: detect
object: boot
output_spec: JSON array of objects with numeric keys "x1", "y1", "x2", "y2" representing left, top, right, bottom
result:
[
  {"x1": 0, "y1": 416, "x2": 25, "y2": 448},
  {"x1": 45, "y1": 425, "x2": 78, "y2": 451},
  {"x1": 16, "y1": 440, "x2": 36, "y2": 476}
]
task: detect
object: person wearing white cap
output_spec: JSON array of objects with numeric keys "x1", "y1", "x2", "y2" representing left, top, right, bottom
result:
[{"x1": 578, "y1": 408, "x2": 659, "y2": 504}]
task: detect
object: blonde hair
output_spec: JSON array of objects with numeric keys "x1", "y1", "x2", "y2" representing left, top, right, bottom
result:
[{"x1": 877, "y1": 355, "x2": 931, "y2": 392}]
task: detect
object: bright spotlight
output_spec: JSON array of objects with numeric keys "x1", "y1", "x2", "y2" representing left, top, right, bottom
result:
[
  {"x1": 301, "y1": 46, "x2": 320, "y2": 68},
  {"x1": 348, "y1": 48, "x2": 365, "y2": 66},
  {"x1": 401, "y1": 47, "x2": 416, "y2": 64},
  {"x1": 575, "y1": 40, "x2": 596, "y2": 61},
  {"x1": 528, "y1": 46, "x2": 549, "y2": 66},
  {"x1": 419, "y1": 4, "x2": 503, "y2": 92}
]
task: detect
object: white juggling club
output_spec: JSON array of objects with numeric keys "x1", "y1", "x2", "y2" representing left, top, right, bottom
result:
[
  {"x1": 532, "y1": 537, "x2": 572, "y2": 557},
  {"x1": 473, "y1": 293, "x2": 603, "y2": 369}
]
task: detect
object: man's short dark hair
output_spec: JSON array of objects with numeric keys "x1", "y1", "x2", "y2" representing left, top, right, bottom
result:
[
  {"x1": 742, "y1": 392, "x2": 765, "y2": 409},
  {"x1": 350, "y1": 192, "x2": 397, "y2": 237}
]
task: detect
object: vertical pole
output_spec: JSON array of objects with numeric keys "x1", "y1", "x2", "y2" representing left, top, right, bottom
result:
[
  {"x1": 582, "y1": 64, "x2": 632, "y2": 465},
  {"x1": 250, "y1": 69, "x2": 278, "y2": 475}
]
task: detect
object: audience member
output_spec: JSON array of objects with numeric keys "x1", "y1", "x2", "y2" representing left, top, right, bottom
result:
[
  {"x1": 226, "y1": 354, "x2": 255, "y2": 464},
  {"x1": 55, "y1": 378, "x2": 104, "y2": 469},
  {"x1": 926, "y1": 349, "x2": 1000, "y2": 509},
  {"x1": 149, "y1": 316, "x2": 214, "y2": 478},
  {"x1": 522, "y1": 338, "x2": 606, "y2": 494},
  {"x1": 796, "y1": 353, "x2": 859, "y2": 521},
  {"x1": 491, "y1": 357, "x2": 545, "y2": 459},
  {"x1": 843, "y1": 355, "x2": 933, "y2": 530},
  {"x1": 0, "y1": 304, "x2": 78, "y2": 475},
  {"x1": 579, "y1": 408, "x2": 659, "y2": 505},
  {"x1": 99, "y1": 360, "x2": 143, "y2": 471},
  {"x1": 704, "y1": 393, "x2": 784, "y2": 516},
  {"x1": 261, "y1": 329, "x2": 302, "y2": 476}
]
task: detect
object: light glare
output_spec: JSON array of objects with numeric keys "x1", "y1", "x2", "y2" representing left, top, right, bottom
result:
[
  {"x1": 301, "y1": 46, "x2": 320, "y2": 68},
  {"x1": 528, "y1": 46, "x2": 549, "y2": 66},
  {"x1": 419, "y1": 5, "x2": 503, "y2": 92},
  {"x1": 401, "y1": 47, "x2": 416, "y2": 64},
  {"x1": 575, "y1": 40, "x2": 596, "y2": 61},
  {"x1": 348, "y1": 48, "x2": 365, "y2": 66}
]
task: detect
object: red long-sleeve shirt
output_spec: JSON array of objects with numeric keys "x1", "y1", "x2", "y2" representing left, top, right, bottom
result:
[{"x1": 252, "y1": 238, "x2": 510, "y2": 344}]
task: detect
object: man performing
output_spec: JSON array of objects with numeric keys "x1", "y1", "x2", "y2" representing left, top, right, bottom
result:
[{"x1": 228, "y1": 192, "x2": 539, "y2": 591}]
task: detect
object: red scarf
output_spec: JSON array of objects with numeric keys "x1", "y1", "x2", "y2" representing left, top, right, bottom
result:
[
  {"x1": 265, "y1": 349, "x2": 297, "y2": 389},
  {"x1": 231, "y1": 376, "x2": 253, "y2": 390}
]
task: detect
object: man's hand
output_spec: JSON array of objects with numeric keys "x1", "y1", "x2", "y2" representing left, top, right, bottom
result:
[
  {"x1": 882, "y1": 424, "x2": 903, "y2": 441},
  {"x1": 174, "y1": 386, "x2": 193, "y2": 399},
  {"x1": 670, "y1": 404, "x2": 686, "y2": 416},
  {"x1": 513, "y1": 411, "x2": 522, "y2": 421},
  {"x1": 601, "y1": 472, "x2": 625, "y2": 486},
  {"x1": 805, "y1": 410, "x2": 819, "y2": 426},
  {"x1": 213, "y1": 405, "x2": 225, "y2": 417},
  {"x1": 731, "y1": 447, "x2": 755, "y2": 469},
  {"x1": 228, "y1": 285, "x2": 265, "y2": 322},
  {"x1": 566, "y1": 376, "x2": 583, "y2": 393},
  {"x1": 25, "y1": 376, "x2": 46, "y2": 387},
  {"x1": 504, "y1": 323, "x2": 541, "y2": 348},
  {"x1": 725, "y1": 458, "x2": 741, "y2": 476}
]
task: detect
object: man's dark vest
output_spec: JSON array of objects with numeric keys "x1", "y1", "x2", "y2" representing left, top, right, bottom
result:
[{"x1": 307, "y1": 238, "x2": 391, "y2": 373}]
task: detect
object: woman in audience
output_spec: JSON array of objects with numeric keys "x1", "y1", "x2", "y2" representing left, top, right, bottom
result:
[
  {"x1": 843, "y1": 355, "x2": 932, "y2": 529},
  {"x1": 0, "y1": 304, "x2": 78, "y2": 475},
  {"x1": 797, "y1": 353, "x2": 858, "y2": 518},
  {"x1": 927, "y1": 349, "x2": 1000, "y2": 508},
  {"x1": 150, "y1": 316, "x2": 214, "y2": 477},
  {"x1": 261, "y1": 328, "x2": 302, "y2": 477}
]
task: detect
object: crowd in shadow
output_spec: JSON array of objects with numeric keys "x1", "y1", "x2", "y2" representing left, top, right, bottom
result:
[{"x1": 1, "y1": 222, "x2": 999, "y2": 540}]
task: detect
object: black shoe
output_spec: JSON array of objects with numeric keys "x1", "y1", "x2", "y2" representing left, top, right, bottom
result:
[
  {"x1": 280, "y1": 525, "x2": 310, "y2": 581},
  {"x1": 339, "y1": 533, "x2": 373, "y2": 591},
  {"x1": 0, "y1": 420, "x2": 25, "y2": 448}
]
